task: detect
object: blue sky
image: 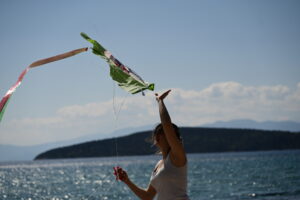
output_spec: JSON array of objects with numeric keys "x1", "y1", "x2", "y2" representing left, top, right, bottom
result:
[{"x1": 0, "y1": 0, "x2": 299, "y2": 146}]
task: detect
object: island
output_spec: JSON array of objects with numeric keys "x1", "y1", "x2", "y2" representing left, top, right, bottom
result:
[{"x1": 35, "y1": 127, "x2": 300, "y2": 160}]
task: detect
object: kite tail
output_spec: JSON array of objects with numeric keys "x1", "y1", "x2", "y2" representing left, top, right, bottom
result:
[
  {"x1": 29, "y1": 47, "x2": 88, "y2": 68},
  {"x1": 0, "y1": 47, "x2": 88, "y2": 122},
  {"x1": 0, "y1": 68, "x2": 30, "y2": 122}
]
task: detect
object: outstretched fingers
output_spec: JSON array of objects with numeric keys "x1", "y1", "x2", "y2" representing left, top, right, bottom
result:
[{"x1": 155, "y1": 89, "x2": 171, "y2": 101}]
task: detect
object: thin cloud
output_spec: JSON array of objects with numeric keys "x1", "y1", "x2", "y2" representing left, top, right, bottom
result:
[{"x1": 1, "y1": 82, "x2": 299, "y2": 145}]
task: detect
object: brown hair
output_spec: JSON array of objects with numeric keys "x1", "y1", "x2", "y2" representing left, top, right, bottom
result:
[{"x1": 151, "y1": 123, "x2": 182, "y2": 146}]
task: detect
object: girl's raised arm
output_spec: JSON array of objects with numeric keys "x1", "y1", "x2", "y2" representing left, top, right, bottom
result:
[{"x1": 156, "y1": 90, "x2": 187, "y2": 167}]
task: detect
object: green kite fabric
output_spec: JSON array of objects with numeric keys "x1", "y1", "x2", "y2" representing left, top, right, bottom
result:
[{"x1": 81, "y1": 32, "x2": 154, "y2": 94}]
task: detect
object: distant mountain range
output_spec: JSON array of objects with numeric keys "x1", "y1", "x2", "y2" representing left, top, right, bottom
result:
[
  {"x1": 202, "y1": 119, "x2": 300, "y2": 132},
  {"x1": 1, "y1": 120, "x2": 299, "y2": 162}
]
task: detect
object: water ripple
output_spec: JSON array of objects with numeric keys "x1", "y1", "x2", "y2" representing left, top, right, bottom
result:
[{"x1": 0, "y1": 151, "x2": 299, "y2": 200}]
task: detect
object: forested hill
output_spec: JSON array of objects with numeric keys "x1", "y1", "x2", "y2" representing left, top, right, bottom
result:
[{"x1": 34, "y1": 127, "x2": 300, "y2": 160}]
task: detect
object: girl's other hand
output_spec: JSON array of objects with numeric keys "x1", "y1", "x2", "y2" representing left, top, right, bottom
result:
[{"x1": 113, "y1": 166, "x2": 129, "y2": 183}]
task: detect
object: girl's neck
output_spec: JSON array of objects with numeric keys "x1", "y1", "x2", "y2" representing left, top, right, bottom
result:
[{"x1": 161, "y1": 147, "x2": 170, "y2": 159}]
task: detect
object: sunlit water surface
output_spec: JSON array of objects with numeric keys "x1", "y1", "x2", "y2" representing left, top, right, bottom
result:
[{"x1": 1, "y1": 150, "x2": 299, "y2": 200}]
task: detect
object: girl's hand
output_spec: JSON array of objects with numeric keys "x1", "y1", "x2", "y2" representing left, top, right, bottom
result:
[
  {"x1": 113, "y1": 166, "x2": 129, "y2": 183},
  {"x1": 155, "y1": 89, "x2": 171, "y2": 102}
]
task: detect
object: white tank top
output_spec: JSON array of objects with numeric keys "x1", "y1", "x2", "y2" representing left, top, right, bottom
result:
[{"x1": 150, "y1": 154, "x2": 190, "y2": 200}]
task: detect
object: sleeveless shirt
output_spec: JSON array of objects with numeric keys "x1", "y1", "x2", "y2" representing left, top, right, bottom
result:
[{"x1": 150, "y1": 154, "x2": 190, "y2": 200}]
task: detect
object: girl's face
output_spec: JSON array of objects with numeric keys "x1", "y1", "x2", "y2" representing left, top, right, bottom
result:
[{"x1": 155, "y1": 132, "x2": 168, "y2": 148}]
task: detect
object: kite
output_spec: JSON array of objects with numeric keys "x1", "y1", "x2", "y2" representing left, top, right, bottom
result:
[
  {"x1": 1, "y1": 34, "x2": 155, "y2": 122},
  {"x1": 0, "y1": 47, "x2": 88, "y2": 122},
  {"x1": 81, "y1": 32, "x2": 154, "y2": 95}
]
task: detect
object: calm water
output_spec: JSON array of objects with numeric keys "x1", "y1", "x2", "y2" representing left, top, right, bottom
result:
[{"x1": 0, "y1": 150, "x2": 299, "y2": 200}]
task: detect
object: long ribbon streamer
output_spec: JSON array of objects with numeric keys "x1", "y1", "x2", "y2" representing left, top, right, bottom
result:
[{"x1": 0, "y1": 47, "x2": 88, "y2": 122}]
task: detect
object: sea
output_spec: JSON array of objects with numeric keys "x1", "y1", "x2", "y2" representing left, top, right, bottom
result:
[{"x1": 0, "y1": 150, "x2": 299, "y2": 200}]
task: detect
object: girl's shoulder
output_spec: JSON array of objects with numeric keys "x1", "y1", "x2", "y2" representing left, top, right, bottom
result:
[
  {"x1": 169, "y1": 151, "x2": 187, "y2": 168},
  {"x1": 153, "y1": 159, "x2": 163, "y2": 173}
]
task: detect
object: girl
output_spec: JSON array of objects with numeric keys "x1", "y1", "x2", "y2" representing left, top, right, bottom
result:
[{"x1": 115, "y1": 90, "x2": 189, "y2": 200}]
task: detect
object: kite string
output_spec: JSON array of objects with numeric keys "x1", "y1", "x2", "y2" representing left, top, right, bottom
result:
[
  {"x1": 112, "y1": 81, "x2": 128, "y2": 159},
  {"x1": 85, "y1": 83, "x2": 128, "y2": 200}
]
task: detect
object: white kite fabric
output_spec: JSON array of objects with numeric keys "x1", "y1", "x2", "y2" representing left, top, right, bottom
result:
[{"x1": 0, "y1": 47, "x2": 88, "y2": 122}]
